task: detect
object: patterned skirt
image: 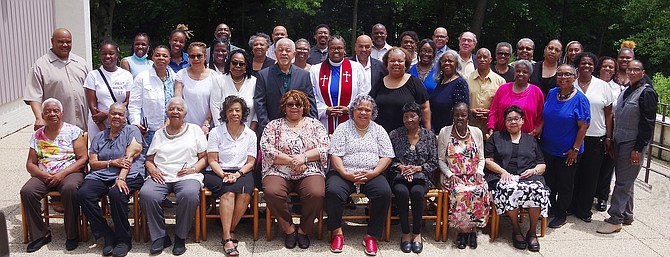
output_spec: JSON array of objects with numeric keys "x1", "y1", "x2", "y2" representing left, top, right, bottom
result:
[
  {"x1": 447, "y1": 176, "x2": 491, "y2": 229},
  {"x1": 493, "y1": 180, "x2": 550, "y2": 217}
]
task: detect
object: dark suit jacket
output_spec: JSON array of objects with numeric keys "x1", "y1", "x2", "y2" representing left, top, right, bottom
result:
[
  {"x1": 254, "y1": 64, "x2": 318, "y2": 136},
  {"x1": 349, "y1": 55, "x2": 388, "y2": 94}
]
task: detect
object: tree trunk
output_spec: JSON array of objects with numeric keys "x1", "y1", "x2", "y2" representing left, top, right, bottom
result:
[
  {"x1": 351, "y1": 0, "x2": 358, "y2": 50},
  {"x1": 90, "y1": 0, "x2": 115, "y2": 44},
  {"x1": 471, "y1": 0, "x2": 487, "y2": 38}
]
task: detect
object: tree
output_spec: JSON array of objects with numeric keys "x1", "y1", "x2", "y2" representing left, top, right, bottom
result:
[{"x1": 623, "y1": 0, "x2": 670, "y2": 74}]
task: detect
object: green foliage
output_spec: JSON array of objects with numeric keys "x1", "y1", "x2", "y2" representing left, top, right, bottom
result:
[
  {"x1": 272, "y1": 0, "x2": 323, "y2": 15},
  {"x1": 653, "y1": 73, "x2": 670, "y2": 106},
  {"x1": 623, "y1": 0, "x2": 670, "y2": 75}
]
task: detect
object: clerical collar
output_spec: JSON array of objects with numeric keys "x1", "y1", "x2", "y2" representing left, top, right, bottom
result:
[{"x1": 329, "y1": 59, "x2": 343, "y2": 67}]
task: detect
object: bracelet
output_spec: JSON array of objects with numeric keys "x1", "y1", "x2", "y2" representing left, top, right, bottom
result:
[
  {"x1": 116, "y1": 177, "x2": 125, "y2": 181},
  {"x1": 304, "y1": 155, "x2": 308, "y2": 164},
  {"x1": 107, "y1": 160, "x2": 111, "y2": 168},
  {"x1": 237, "y1": 170, "x2": 244, "y2": 177},
  {"x1": 533, "y1": 168, "x2": 538, "y2": 175}
]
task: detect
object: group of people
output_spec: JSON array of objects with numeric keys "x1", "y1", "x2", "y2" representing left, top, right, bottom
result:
[{"x1": 19, "y1": 22, "x2": 657, "y2": 256}]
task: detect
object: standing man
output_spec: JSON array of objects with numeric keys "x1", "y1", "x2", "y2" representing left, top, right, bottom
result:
[
  {"x1": 370, "y1": 23, "x2": 391, "y2": 61},
  {"x1": 457, "y1": 31, "x2": 477, "y2": 79},
  {"x1": 597, "y1": 60, "x2": 658, "y2": 234},
  {"x1": 255, "y1": 38, "x2": 318, "y2": 137},
  {"x1": 350, "y1": 35, "x2": 387, "y2": 93},
  {"x1": 267, "y1": 25, "x2": 289, "y2": 60},
  {"x1": 24, "y1": 28, "x2": 88, "y2": 131},
  {"x1": 466, "y1": 48, "x2": 506, "y2": 134},
  {"x1": 206, "y1": 23, "x2": 239, "y2": 60},
  {"x1": 310, "y1": 35, "x2": 369, "y2": 134},
  {"x1": 433, "y1": 27, "x2": 450, "y2": 60},
  {"x1": 307, "y1": 24, "x2": 331, "y2": 65}
]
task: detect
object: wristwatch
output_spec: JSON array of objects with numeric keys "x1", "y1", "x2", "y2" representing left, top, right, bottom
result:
[
  {"x1": 237, "y1": 170, "x2": 244, "y2": 177},
  {"x1": 572, "y1": 147, "x2": 580, "y2": 153}
]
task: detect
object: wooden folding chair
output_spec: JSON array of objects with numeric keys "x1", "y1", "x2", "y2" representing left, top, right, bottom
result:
[
  {"x1": 100, "y1": 191, "x2": 142, "y2": 242},
  {"x1": 386, "y1": 188, "x2": 443, "y2": 241},
  {"x1": 200, "y1": 187, "x2": 259, "y2": 241},
  {"x1": 488, "y1": 202, "x2": 547, "y2": 241},
  {"x1": 326, "y1": 193, "x2": 390, "y2": 242},
  {"x1": 265, "y1": 192, "x2": 323, "y2": 241},
  {"x1": 141, "y1": 192, "x2": 201, "y2": 243}
]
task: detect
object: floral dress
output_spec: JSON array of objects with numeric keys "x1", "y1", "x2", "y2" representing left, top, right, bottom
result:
[{"x1": 444, "y1": 133, "x2": 491, "y2": 229}]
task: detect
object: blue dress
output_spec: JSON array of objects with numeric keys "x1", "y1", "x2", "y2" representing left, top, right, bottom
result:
[
  {"x1": 429, "y1": 77, "x2": 469, "y2": 132},
  {"x1": 409, "y1": 64, "x2": 439, "y2": 94}
]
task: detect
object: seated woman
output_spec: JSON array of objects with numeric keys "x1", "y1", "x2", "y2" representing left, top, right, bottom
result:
[
  {"x1": 78, "y1": 103, "x2": 145, "y2": 257},
  {"x1": 204, "y1": 96, "x2": 257, "y2": 256},
  {"x1": 139, "y1": 97, "x2": 207, "y2": 255},
  {"x1": 260, "y1": 90, "x2": 329, "y2": 250},
  {"x1": 20, "y1": 98, "x2": 88, "y2": 252},
  {"x1": 326, "y1": 94, "x2": 394, "y2": 256},
  {"x1": 389, "y1": 102, "x2": 437, "y2": 254},
  {"x1": 484, "y1": 105, "x2": 549, "y2": 252},
  {"x1": 438, "y1": 102, "x2": 490, "y2": 250}
]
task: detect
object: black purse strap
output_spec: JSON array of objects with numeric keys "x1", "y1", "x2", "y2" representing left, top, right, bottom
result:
[{"x1": 97, "y1": 68, "x2": 118, "y2": 103}]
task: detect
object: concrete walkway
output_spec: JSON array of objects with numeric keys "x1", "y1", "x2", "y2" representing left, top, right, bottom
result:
[{"x1": 1, "y1": 124, "x2": 669, "y2": 256}]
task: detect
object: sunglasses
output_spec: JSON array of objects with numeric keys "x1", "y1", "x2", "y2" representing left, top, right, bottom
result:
[
  {"x1": 231, "y1": 60, "x2": 246, "y2": 67},
  {"x1": 188, "y1": 54, "x2": 204, "y2": 59},
  {"x1": 285, "y1": 101, "x2": 303, "y2": 108},
  {"x1": 497, "y1": 52, "x2": 511, "y2": 57}
]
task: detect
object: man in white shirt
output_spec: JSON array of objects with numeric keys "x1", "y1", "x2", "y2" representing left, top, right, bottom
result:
[
  {"x1": 370, "y1": 23, "x2": 392, "y2": 61},
  {"x1": 433, "y1": 27, "x2": 450, "y2": 60},
  {"x1": 458, "y1": 31, "x2": 477, "y2": 79},
  {"x1": 349, "y1": 35, "x2": 386, "y2": 93},
  {"x1": 267, "y1": 25, "x2": 289, "y2": 60},
  {"x1": 310, "y1": 35, "x2": 368, "y2": 134}
]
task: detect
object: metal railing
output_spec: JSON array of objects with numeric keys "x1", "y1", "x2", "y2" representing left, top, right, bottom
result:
[{"x1": 643, "y1": 102, "x2": 670, "y2": 183}]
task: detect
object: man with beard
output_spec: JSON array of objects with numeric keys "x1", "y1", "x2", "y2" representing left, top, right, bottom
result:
[
  {"x1": 307, "y1": 24, "x2": 331, "y2": 65},
  {"x1": 310, "y1": 35, "x2": 369, "y2": 134},
  {"x1": 371, "y1": 23, "x2": 391, "y2": 61}
]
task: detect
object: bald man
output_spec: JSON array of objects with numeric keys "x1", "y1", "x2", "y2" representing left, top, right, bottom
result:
[
  {"x1": 433, "y1": 27, "x2": 450, "y2": 60},
  {"x1": 267, "y1": 25, "x2": 289, "y2": 60},
  {"x1": 371, "y1": 23, "x2": 391, "y2": 61},
  {"x1": 466, "y1": 48, "x2": 506, "y2": 133},
  {"x1": 350, "y1": 35, "x2": 387, "y2": 92},
  {"x1": 24, "y1": 28, "x2": 89, "y2": 131}
]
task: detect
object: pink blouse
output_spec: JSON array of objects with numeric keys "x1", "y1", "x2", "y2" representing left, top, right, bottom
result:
[{"x1": 487, "y1": 82, "x2": 544, "y2": 134}]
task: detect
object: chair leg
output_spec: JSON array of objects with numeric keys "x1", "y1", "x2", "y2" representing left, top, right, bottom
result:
[
  {"x1": 142, "y1": 212, "x2": 148, "y2": 243},
  {"x1": 540, "y1": 216, "x2": 547, "y2": 237},
  {"x1": 253, "y1": 189, "x2": 259, "y2": 241},
  {"x1": 41, "y1": 197, "x2": 49, "y2": 227},
  {"x1": 194, "y1": 204, "x2": 200, "y2": 243},
  {"x1": 265, "y1": 205, "x2": 272, "y2": 241},
  {"x1": 316, "y1": 208, "x2": 323, "y2": 240},
  {"x1": 133, "y1": 192, "x2": 140, "y2": 243},
  {"x1": 434, "y1": 191, "x2": 443, "y2": 242},
  {"x1": 385, "y1": 204, "x2": 391, "y2": 242},
  {"x1": 80, "y1": 210, "x2": 89, "y2": 241},
  {"x1": 200, "y1": 189, "x2": 207, "y2": 241},
  {"x1": 441, "y1": 192, "x2": 449, "y2": 242}
]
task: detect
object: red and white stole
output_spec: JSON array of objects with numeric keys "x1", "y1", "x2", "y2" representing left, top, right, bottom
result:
[{"x1": 318, "y1": 59, "x2": 353, "y2": 134}]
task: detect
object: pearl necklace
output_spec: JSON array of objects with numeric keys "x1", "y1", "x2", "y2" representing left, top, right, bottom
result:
[
  {"x1": 232, "y1": 77, "x2": 245, "y2": 84},
  {"x1": 455, "y1": 127, "x2": 470, "y2": 139},
  {"x1": 354, "y1": 122, "x2": 369, "y2": 132}
]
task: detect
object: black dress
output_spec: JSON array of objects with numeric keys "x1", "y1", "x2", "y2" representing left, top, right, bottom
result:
[{"x1": 370, "y1": 75, "x2": 429, "y2": 132}]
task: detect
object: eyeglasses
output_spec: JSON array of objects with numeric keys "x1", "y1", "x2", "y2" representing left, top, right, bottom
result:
[
  {"x1": 296, "y1": 48, "x2": 309, "y2": 53},
  {"x1": 286, "y1": 101, "x2": 303, "y2": 108},
  {"x1": 419, "y1": 49, "x2": 434, "y2": 54},
  {"x1": 188, "y1": 54, "x2": 204, "y2": 59},
  {"x1": 231, "y1": 60, "x2": 246, "y2": 67},
  {"x1": 556, "y1": 72, "x2": 575, "y2": 78},
  {"x1": 329, "y1": 47, "x2": 345, "y2": 52},
  {"x1": 505, "y1": 117, "x2": 522, "y2": 123},
  {"x1": 518, "y1": 47, "x2": 533, "y2": 51},
  {"x1": 626, "y1": 68, "x2": 643, "y2": 73},
  {"x1": 497, "y1": 52, "x2": 511, "y2": 57}
]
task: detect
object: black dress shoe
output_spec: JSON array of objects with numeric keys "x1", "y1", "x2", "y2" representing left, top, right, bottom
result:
[
  {"x1": 65, "y1": 238, "x2": 79, "y2": 251},
  {"x1": 26, "y1": 233, "x2": 52, "y2": 252},
  {"x1": 526, "y1": 233, "x2": 540, "y2": 252},
  {"x1": 577, "y1": 215, "x2": 592, "y2": 223},
  {"x1": 284, "y1": 230, "x2": 298, "y2": 249},
  {"x1": 548, "y1": 217, "x2": 567, "y2": 228},
  {"x1": 597, "y1": 199, "x2": 607, "y2": 212},
  {"x1": 297, "y1": 233, "x2": 310, "y2": 249},
  {"x1": 411, "y1": 240, "x2": 423, "y2": 253},
  {"x1": 456, "y1": 233, "x2": 467, "y2": 249},
  {"x1": 172, "y1": 236, "x2": 186, "y2": 255},
  {"x1": 150, "y1": 236, "x2": 172, "y2": 254},
  {"x1": 103, "y1": 234, "x2": 115, "y2": 256},
  {"x1": 400, "y1": 240, "x2": 412, "y2": 253},
  {"x1": 468, "y1": 232, "x2": 477, "y2": 249},
  {"x1": 112, "y1": 242, "x2": 132, "y2": 257},
  {"x1": 512, "y1": 232, "x2": 526, "y2": 250}
]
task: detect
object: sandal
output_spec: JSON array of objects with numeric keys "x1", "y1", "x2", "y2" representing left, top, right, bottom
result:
[
  {"x1": 222, "y1": 238, "x2": 239, "y2": 256},
  {"x1": 230, "y1": 230, "x2": 239, "y2": 246}
]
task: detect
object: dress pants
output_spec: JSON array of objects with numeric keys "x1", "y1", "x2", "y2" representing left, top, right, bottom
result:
[
  {"x1": 262, "y1": 175, "x2": 324, "y2": 235},
  {"x1": 543, "y1": 152, "x2": 581, "y2": 218},
  {"x1": 572, "y1": 136, "x2": 605, "y2": 218},
  {"x1": 606, "y1": 141, "x2": 647, "y2": 224},
  {"x1": 20, "y1": 172, "x2": 84, "y2": 241},
  {"x1": 392, "y1": 180, "x2": 429, "y2": 234},
  {"x1": 325, "y1": 172, "x2": 391, "y2": 238},
  {"x1": 595, "y1": 153, "x2": 615, "y2": 201},
  {"x1": 78, "y1": 177, "x2": 144, "y2": 242},
  {"x1": 139, "y1": 179, "x2": 201, "y2": 241}
]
